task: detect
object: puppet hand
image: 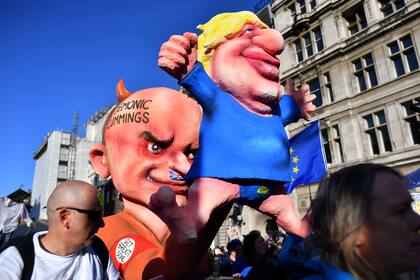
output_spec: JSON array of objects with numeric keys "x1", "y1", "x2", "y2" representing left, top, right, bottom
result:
[
  {"x1": 258, "y1": 194, "x2": 310, "y2": 238},
  {"x1": 158, "y1": 32, "x2": 198, "y2": 80},
  {"x1": 284, "y1": 79, "x2": 316, "y2": 121},
  {"x1": 149, "y1": 186, "x2": 198, "y2": 244}
]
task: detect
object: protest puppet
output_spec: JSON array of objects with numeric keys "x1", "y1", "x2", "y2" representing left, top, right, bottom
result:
[
  {"x1": 157, "y1": 11, "x2": 316, "y2": 242},
  {"x1": 90, "y1": 84, "x2": 231, "y2": 279}
]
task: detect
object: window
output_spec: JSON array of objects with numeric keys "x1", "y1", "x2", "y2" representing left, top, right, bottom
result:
[
  {"x1": 59, "y1": 146, "x2": 70, "y2": 162},
  {"x1": 289, "y1": 0, "x2": 317, "y2": 17},
  {"x1": 401, "y1": 98, "x2": 420, "y2": 145},
  {"x1": 304, "y1": 33, "x2": 313, "y2": 57},
  {"x1": 61, "y1": 133, "x2": 71, "y2": 146},
  {"x1": 298, "y1": 0, "x2": 306, "y2": 14},
  {"x1": 380, "y1": 0, "x2": 405, "y2": 17},
  {"x1": 294, "y1": 26, "x2": 324, "y2": 62},
  {"x1": 321, "y1": 129, "x2": 332, "y2": 163},
  {"x1": 332, "y1": 125, "x2": 344, "y2": 162},
  {"x1": 57, "y1": 178, "x2": 66, "y2": 184},
  {"x1": 306, "y1": 72, "x2": 334, "y2": 107},
  {"x1": 344, "y1": 4, "x2": 367, "y2": 35},
  {"x1": 352, "y1": 53, "x2": 378, "y2": 92},
  {"x1": 295, "y1": 40, "x2": 303, "y2": 62},
  {"x1": 321, "y1": 125, "x2": 344, "y2": 164},
  {"x1": 363, "y1": 110, "x2": 393, "y2": 155},
  {"x1": 58, "y1": 164, "x2": 68, "y2": 179},
  {"x1": 289, "y1": 3, "x2": 297, "y2": 18},
  {"x1": 313, "y1": 27, "x2": 324, "y2": 52},
  {"x1": 388, "y1": 34, "x2": 419, "y2": 77},
  {"x1": 323, "y1": 72, "x2": 334, "y2": 103},
  {"x1": 308, "y1": 77, "x2": 323, "y2": 107},
  {"x1": 309, "y1": 0, "x2": 316, "y2": 10}
]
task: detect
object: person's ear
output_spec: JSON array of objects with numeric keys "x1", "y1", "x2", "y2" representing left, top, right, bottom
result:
[
  {"x1": 356, "y1": 226, "x2": 367, "y2": 247},
  {"x1": 59, "y1": 209, "x2": 71, "y2": 229},
  {"x1": 89, "y1": 144, "x2": 110, "y2": 178}
]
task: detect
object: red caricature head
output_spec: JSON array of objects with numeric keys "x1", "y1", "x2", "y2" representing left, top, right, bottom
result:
[
  {"x1": 197, "y1": 11, "x2": 285, "y2": 114},
  {"x1": 90, "y1": 81, "x2": 201, "y2": 208}
]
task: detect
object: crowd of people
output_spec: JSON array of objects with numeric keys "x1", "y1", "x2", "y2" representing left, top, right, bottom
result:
[
  {"x1": 0, "y1": 163, "x2": 418, "y2": 279},
  {"x1": 205, "y1": 164, "x2": 420, "y2": 280}
]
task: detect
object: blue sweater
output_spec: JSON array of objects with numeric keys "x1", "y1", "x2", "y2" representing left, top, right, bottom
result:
[{"x1": 180, "y1": 63, "x2": 301, "y2": 183}]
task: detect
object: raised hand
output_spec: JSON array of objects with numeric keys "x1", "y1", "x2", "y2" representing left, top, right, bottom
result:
[
  {"x1": 148, "y1": 186, "x2": 197, "y2": 244},
  {"x1": 284, "y1": 79, "x2": 317, "y2": 121},
  {"x1": 158, "y1": 32, "x2": 198, "y2": 80}
]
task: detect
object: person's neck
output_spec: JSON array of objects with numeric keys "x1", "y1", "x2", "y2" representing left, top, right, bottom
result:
[
  {"x1": 358, "y1": 256, "x2": 397, "y2": 280},
  {"x1": 40, "y1": 232, "x2": 80, "y2": 256},
  {"x1": 123, "y1": 200, "x2": 170, "y2": 243},
  {"x1": 229, "y1": 252, "x2": 237, "y2": 262}
]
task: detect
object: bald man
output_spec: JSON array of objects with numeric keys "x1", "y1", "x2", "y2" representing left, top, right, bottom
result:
[{"x1": 0, "y1": 180, "x2": 120, "y2": 280}]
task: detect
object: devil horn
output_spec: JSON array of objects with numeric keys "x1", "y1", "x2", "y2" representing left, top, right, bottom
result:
[{"x1": 116, "y1": 80, "x2": 131, "y2": 103}]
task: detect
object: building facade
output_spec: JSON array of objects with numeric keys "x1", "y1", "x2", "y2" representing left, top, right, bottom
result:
[
  {"x1": 30, "y1": 108, "x2": 112, "y2": 220},
  {"x1": 252, "y1": 0, "x2": 420, "y2": 220},
  {"x1": 31, "y1": 131, "x2": 89, "y2": 219}
]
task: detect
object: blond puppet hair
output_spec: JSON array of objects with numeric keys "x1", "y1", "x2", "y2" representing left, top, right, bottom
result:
[{"x1": 197, "y1": 11, "x2": 268, "y2": 73}]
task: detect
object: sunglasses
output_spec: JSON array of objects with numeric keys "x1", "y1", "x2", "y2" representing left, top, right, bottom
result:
[{"x1": 56, "y1": 207, "x2": 103, "y2": 222}]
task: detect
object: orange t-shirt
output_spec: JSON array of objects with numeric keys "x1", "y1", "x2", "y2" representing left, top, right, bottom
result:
[{"x1": 97, "y1": 212, "x2": 164, "y2": 280}]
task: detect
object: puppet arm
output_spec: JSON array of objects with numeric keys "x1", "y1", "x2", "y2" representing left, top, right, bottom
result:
[
  {"x1": 179, "y1": 62, "x2": 219, "y2": 111},
  {"x1": 159, "y1": 33, "x2": 218, "y2": 111},
  {"x1": 158, "y1": 32, "x2": 198, "y2": 80},
  {"x1": 279, "y1": 95, "x2": 301, "y2": 126}
]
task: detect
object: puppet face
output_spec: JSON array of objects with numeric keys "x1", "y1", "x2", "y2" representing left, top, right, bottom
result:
[
  {"x1": 103, "y1": 88, "x2": 201, "y2": 207},
  {"x1": 210, "y1": 23, "x2": 284, "y2": 111}
]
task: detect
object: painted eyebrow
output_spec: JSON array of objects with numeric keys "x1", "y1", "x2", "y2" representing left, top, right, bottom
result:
[{"x1": 140, "y1": 131, "x2": 173, "y2": 149}]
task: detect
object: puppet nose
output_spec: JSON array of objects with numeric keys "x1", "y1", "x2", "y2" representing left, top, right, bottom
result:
[
  {"x1": 169, "y1": 153, "x2": 191, "y2": 177},
  {"x1": 253, "y1": 28, "x2": 285, "y2": 56}
]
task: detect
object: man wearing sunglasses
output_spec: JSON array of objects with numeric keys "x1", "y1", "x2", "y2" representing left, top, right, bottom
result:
[{"x1": 0, "y1": 180, "x2": 120, "y2": 280}]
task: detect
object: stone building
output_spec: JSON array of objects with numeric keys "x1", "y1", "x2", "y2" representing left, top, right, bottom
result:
[
  {"x1": 244, "y1": 0, "x2": 420, "y2": 228},
  {"x1": 31, "y1": 131, "x2": 92, "y2": 219},
  {"x1": 30, "y1": 108, "x2": 112, "y2": 220}
]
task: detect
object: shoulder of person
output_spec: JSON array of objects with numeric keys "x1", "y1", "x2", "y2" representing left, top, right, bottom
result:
[{"x1": 0, "y1": 245, "x2": 24, "y2": 279}]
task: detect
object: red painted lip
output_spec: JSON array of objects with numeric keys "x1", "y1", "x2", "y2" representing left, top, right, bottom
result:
[
  {"x1": 242, "y1": 47, "x2": 280, "y2": 81},
  {"x1": 146, "y1": 175, "x2": 188, "y2": 195}
]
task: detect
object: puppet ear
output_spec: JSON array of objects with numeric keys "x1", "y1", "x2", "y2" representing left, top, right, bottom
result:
[
  {"x1": 89, "y1": 144, "x2": 110, "y2": 178},
  {"x1": 116, "y1": 80, "x2": 131, "y2": 103}
]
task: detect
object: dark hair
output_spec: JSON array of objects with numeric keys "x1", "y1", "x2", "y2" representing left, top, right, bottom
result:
[
  {"x1": 308, "y1": 163, "x2": 402, "y2": 279},
  {"x1": 241, "y1": 230, "x2": 263, "y2": 265},
  {"x1": 227, "y1": 239, "x2": 242, "y2": 253}
]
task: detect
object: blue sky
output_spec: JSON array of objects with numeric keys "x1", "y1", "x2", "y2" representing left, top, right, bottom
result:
[{"x1": 0, "y1": 0, "x2": 260, "y2": 196}]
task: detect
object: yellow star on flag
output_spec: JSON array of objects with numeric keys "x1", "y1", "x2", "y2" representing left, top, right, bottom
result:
[
  {"x1": 292, "y1": 166, "x2": 300, "y2": 174},
  {"x1": 292, "y1": 156, "x2": 299, "y2": 164},
  {"x1": 289, "y1": 147, "x2": 294, "y2": 154}
]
